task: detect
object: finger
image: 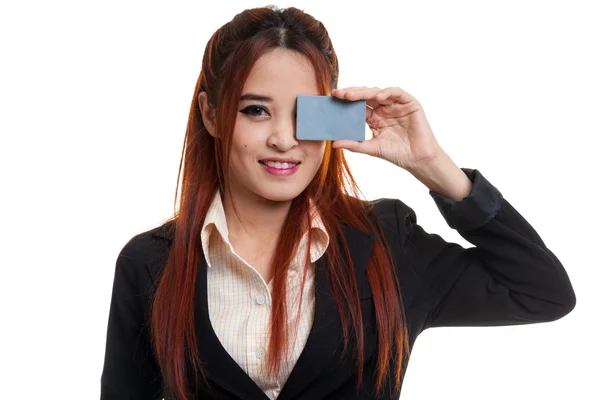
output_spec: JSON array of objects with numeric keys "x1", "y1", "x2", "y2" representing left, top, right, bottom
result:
[
  {"x1": 367, "y1": 106, "x2": 375, "y2": 120},
  {"x1": 374, "y1": 87, "x2": 417, "y2": 105},
  {"x1": 331, "y1": 138, "x2": 378, "y2": 155},
  {"x1": 336, "y1": 87, "x2": 381, "y2": 100},
  {"x1": 331, "y1": 86, "x2": 366, "y2": 94},
  {"x1": 334, "y1": 86, "x2": 368, "y2": 92},
  {"x1": 331, "y1": 86, "x2": 368, "y2": 99},
  {"x1": 331, "y1": 139, "x2": 362, "y2": 151},
  {"x1": 334, "y1": 87, "x2": 383, "y2": 108}
]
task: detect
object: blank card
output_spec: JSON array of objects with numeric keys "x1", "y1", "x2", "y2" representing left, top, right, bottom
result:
[{"x1": 296, "y1": 95, "x2": 366, "y2": 141}]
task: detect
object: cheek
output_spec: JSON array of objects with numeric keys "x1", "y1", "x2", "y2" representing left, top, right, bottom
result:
[
  {"x1": 304, "y1": 142, "x2": 326, "y2": 167},
  {"x1": 314, "y1": 141, "x2": 327, "y2": 158},
  {"x1": 231, "y1": 121, "x2": 264, "y2": 156}
]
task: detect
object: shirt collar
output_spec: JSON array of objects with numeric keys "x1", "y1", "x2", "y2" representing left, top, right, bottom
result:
[{"x1": 201, "y1": 190, "x2": 330, "y2": 268}]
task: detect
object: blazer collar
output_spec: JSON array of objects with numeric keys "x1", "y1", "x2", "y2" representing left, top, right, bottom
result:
[{"x1": 149, "y1": 219, "x2": 376, "y2": 400}]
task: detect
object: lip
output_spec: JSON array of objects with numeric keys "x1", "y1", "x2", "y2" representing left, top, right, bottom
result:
[
  {"x1": 259, "y1": 159, "x2": 300, "y2": 176},
  {"x1": 259, "y1": 157, "x2": 301, "y2": 164}
]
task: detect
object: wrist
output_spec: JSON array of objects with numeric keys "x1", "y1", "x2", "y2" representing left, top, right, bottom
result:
[{"x1": 407, "y1": 152, "x2": 473, "y2": 201}]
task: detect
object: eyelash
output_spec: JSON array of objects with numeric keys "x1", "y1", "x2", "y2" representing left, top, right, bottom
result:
[
  {"x1": 240, "y1": 105, "x2": 269, "y2": 117},
  {"x1": 239, "y1": 105, "x2": 298, "y2": 119}
]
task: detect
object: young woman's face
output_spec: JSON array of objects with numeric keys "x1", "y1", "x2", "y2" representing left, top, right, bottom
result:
[{"x1": 228, "y1": 48, "x2": 326, "y2": 203}]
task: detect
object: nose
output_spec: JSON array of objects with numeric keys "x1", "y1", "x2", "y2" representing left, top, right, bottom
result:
[{"x1": 267, "y1": 116, "x2": 299, "y2": 151}]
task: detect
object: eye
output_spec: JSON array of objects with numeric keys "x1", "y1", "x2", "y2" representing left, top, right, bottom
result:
[{"x1": 239, "y1": 105, "x2": 269, "y2": 117}]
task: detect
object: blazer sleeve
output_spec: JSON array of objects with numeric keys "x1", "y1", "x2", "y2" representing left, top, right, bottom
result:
[
  {"x1": 397, "y1": 168, "x2": 576, "y2": 329},
  {"x1": 100, "y1": 237, "x2": 164, "y2": 399}
]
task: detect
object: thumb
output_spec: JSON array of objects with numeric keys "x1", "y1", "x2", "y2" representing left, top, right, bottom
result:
[{"x1": 331, "y1": 139, "x2": 374, "y2": 155}]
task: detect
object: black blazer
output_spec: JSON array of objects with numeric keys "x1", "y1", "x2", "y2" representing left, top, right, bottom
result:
[{"x1": 100, "y1": 168, "x2": 576, "y2": 399}]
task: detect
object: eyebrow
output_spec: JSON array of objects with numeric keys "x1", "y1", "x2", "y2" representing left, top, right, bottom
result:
[{"x1": 239, "y1": 93, "x2": 273, "y2": 103}]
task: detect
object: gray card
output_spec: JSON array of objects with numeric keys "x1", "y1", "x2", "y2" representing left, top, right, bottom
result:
[{"x1": 296, "y1": 95, "x2": 366, "y2": 141}]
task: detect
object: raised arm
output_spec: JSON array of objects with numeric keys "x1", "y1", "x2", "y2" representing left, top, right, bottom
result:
[{"x1": 397, "y1": 167, "x2": 576, "y2": 329}]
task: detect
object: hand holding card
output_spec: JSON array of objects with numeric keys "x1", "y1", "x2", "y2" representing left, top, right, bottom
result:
[{"x1": 329, "y1": 86, "x2": 444, "y2": 172}]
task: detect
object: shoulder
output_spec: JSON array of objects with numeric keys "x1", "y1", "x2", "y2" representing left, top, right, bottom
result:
[
  {"x1": 117, "y1": 219, "x2": 175, "y2": 284},
  {"x1": 359, "y1": 197, "x2": 414, "y2": 220},
  {"x1": 360, "y1": 197, "x2": 415, "y2": 239}
]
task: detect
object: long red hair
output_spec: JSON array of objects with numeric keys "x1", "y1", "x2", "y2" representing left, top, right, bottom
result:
[{"x1": 150, "y1": 6, "x2": 409, "y2": 399}]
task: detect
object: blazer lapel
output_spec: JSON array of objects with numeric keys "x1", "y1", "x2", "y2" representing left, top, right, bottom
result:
[
  {"x1": 277, "y1": 222, "x2": 376, "y2": 400},
  {"x1": 150, "y1": 219, "x2": 376, "y2": 400},
  {"x1": 146, "y1": 226, "x2": 263, "y2": 398},
  {"x1": 195, "y1": 253, "x2": 269, "y2": 400}
]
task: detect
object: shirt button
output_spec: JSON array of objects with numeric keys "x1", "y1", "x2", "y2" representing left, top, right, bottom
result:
[
  {"x1": 256, "y1": 294, "x2": 266, "y2": 305},
  {"x1": 256, "y1": 347, "x2": 265, "y2": 359}
]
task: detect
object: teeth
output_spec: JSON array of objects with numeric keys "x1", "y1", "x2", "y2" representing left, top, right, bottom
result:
[{"x1": 263, "y1": 161, "x2": 298, "y2": 169}]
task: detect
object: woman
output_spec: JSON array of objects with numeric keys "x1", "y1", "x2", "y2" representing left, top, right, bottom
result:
[{"x1": 100, "y1": 5, "x2": 575, "y2": 400}]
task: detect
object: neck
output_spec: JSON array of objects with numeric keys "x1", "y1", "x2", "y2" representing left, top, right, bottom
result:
[{"x1": 221, "y1": 188, "x2": 291, "y2": 245}]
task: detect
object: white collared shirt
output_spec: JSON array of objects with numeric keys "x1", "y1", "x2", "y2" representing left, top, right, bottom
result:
[{"x1": 200, "y1": 190, "x2": 329, "y2": 399}]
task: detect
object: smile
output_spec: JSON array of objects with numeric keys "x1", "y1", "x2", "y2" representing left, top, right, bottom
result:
[
  {"x1": 259, "y1": 160, "x2": 300, "y2": 169},
  {"x1": 259, "y1": 160, "x2": 301, "y2": 176}
]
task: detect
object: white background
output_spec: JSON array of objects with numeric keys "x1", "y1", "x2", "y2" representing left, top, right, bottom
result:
[{"x1": 1, "y1": 0, "x2": 598, "y2": 399}]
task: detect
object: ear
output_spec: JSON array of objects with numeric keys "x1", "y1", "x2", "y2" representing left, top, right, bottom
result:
[{"x1": 197, "y1": 91, "x2": 218, "y2": 138}]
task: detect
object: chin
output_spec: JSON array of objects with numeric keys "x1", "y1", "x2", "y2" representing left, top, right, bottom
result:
[{"x1": 255, "y1": 185, "x2": 306, "y2": 203}]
